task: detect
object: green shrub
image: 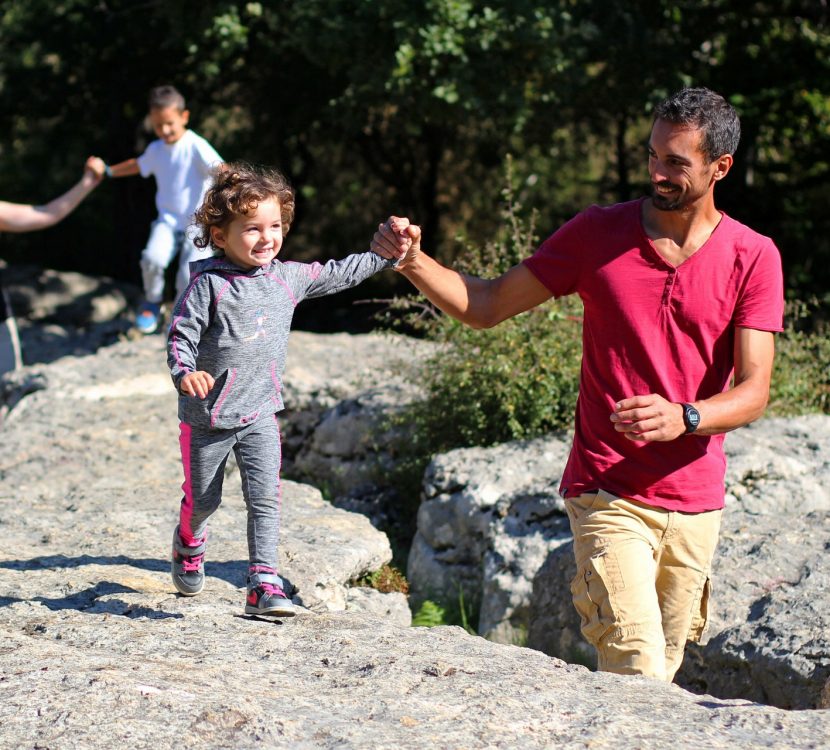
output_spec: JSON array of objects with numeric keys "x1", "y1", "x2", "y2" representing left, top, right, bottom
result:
[
  {"x1": 410, "y1": 600, "x2": 447, "y2": 628},
  {"x1": 769, "y1": 299, "x2": 830, "y2": 415},
  {"x1": 389, "y1": 161, "x2": 583, "y2": 460}
]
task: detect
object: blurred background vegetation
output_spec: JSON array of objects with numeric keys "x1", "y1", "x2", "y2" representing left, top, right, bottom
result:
[{"x1": 0, "y1": 1, "x2": 828, "y2": 318}]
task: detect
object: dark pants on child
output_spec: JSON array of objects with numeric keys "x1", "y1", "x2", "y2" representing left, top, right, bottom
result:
[{"x1": 177, "y1": 413, "x2": 282, "y2": 570}]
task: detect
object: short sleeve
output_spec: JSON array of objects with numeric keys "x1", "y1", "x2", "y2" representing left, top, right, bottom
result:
[
  {"x1": 733, "y1": 239, "x2": 785, "y2": 332},
  {"x1": 191, "y1": 136, "x2": 223, "y2": 176},
  {"x1": 522, "y1": 211, "x2": 586, "y2": 298},
  {"x1": 136, "y1": 142, "x2": 158, "y2": 178}
]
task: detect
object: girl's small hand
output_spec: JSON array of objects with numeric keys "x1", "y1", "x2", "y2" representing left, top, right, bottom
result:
[{"x1": 181, "y1": 371, "x2": 215, "y2": 399}]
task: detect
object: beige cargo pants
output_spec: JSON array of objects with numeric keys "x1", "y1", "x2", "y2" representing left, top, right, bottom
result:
[{"x1": 565, "y1": 489, "x2": 722, "y2": 682}]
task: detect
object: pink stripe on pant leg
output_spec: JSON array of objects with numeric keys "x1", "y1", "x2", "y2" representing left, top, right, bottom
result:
[{"x1": 178, "y1": 422, "x2": 199, "y2": 545}]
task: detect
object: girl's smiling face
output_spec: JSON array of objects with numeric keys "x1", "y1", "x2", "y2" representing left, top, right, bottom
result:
[{"x1": 210, "y1": 197, "x2": 284, "y2": 270}]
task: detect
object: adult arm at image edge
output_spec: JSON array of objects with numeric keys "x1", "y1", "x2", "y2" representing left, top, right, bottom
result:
[{"x1": 0, "y1": 157, "x2": 105, "y2": 233}]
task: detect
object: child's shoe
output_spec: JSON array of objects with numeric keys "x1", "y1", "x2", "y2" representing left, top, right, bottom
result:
[
  {"x1": 245, "y1": 570, "x2": 296, "y2": 617},
  {"x1": 171, "y1": 526, "x2": 205, "y2": 596},
  {"x1": 135, "y1": 301, "x2": 162, "y2": 334}
]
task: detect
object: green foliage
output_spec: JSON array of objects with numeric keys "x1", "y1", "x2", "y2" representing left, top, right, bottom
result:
[
  {"x1": 410, "y1": 589, "x2": 477, "y2": 634},
  {"x1": 393, "y1": 167, "x2": 582, "y2": 458},
  {"x1": 769, "y1": 300, "x2": 830, "y2": 416},
  {"x1": 410, "y1": 302, "x2": 582, "y2": 452},
  {"x1": 411, "y1": 599, "x2": 447, "y2": 628}
]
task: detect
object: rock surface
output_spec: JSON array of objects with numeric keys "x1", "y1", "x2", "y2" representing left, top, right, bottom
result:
[
  {"x1": 413, "y1": 420, "x2": 830, "y2": 709},
  {"x1": 1, "y1": 267, "x2": 828, "y2": 746},
  {"x1": 0, "y1": 333, "x2": 409, "y2": 623},
  {"x1": 1, "y1": 340, "x2": 825, "y2": 748},
  {"x1": 407, "y1": 434, "x2": 573, "y2": 644}
]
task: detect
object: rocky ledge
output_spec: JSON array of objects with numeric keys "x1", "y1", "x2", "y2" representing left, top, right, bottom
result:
[{"x1": 0, "y1": 326, "x2": 827, "y2": 748}]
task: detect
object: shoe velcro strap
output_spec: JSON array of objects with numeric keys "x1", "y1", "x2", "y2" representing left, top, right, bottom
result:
[
  {"x1": 174, "y1": 538, "x2": 206, "y2": 555},
  {"x1": 248, "y1": 572, "x2": 283, "y2": 587}
]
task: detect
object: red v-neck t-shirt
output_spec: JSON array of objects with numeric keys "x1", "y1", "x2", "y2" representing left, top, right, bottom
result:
[{"x1": 523, "y1": 198, "x2": 784, "y2": 512}]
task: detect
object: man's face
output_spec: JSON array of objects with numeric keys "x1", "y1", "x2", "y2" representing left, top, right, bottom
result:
[
  {"x1": 149, "y1": 105, "x2": 190, "y2": 145},
  {"x1": 647, "y1": 119, "x2": 725, "y2": 212}
]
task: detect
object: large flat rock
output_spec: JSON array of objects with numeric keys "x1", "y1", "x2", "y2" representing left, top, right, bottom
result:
[{"x1": 1, "y1": 332, "x2": 827, "y2": 747}]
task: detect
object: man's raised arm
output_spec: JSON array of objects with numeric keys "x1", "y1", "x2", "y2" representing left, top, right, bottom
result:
[{"x1": 371, "y1": 216, "x2": 552, "y2": 329}]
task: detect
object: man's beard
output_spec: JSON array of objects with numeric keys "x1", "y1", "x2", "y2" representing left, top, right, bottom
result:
[{"x1": 650, "y1": 182, "x2": 684, "y2": 211}]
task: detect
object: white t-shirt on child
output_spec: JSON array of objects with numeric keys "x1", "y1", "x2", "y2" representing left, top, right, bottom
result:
[{"x1": 137, "y1": 129, "x2": 222, "y2": 231}]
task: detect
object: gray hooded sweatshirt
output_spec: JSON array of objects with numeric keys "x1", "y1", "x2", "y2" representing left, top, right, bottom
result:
[{"x1": 167, "y1": 252, "x2": 393, "y2": 430}]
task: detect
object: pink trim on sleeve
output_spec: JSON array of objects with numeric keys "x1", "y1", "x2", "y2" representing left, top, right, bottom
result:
[
  {"x1": 285, "y1": 260, "x2": 323, "y2": 280},
  {"x1": 264, "y1": 273, "x2": 299, "y2": 306},
  {"x1": 170, "y1": 274, "x2": 205, "y2": 373},
  {"x1": 213, "y1": 278, "x2": 233, "y2": 308}
]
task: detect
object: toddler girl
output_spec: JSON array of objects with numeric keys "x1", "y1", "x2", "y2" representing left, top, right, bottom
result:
[{"x1": 167, "y1": 162, "x2": 395, "y2": 616}]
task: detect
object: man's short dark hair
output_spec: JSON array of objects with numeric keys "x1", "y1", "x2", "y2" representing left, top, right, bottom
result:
[
  {"x1": 148, "y1": 85, "x2": 186, "y2": 113},
  {"x1": 654, "y1": 87, "x2": 740, "y2": 163}
]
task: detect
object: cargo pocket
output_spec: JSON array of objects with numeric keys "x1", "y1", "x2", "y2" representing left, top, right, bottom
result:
[
  {"x1": 687, "y1": 575, "x2": 711, "y2": 643},
  {"x1": 570, "y1": 551, "x2": 617, "y2": 646},
  {"x1": 564, "y1": 492, "x2": 602, "y2": 528}
]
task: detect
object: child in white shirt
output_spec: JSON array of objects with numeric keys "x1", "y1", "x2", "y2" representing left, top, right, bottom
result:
[{"x1": 100, "y1": 85, "x2": 223, "y2": 333}]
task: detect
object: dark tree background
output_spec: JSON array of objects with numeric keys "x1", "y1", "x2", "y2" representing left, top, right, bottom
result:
[{"x1": 1, "y1": 1, "x2": 828, "y2": 328}]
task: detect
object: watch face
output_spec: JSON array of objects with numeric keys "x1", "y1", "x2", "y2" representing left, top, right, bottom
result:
[{"x1": 685, "y1": 404, "x2": 701, "y2": 431}]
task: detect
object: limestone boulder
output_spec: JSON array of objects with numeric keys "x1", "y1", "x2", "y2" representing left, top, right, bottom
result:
[{"x1": 406, "y1": 434, "x2": 572, "y2": 643}]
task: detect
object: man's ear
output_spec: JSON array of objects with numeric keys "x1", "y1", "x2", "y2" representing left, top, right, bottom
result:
[
  {"x1": 181, "y1": 109, "x2": 191, "y2": 126},
  {"x1": 210, "y1": 226, "x2": 226, "y2": 249},
  {"x1": 712, "y1": 153, "x2": 733, "y2": 182}
]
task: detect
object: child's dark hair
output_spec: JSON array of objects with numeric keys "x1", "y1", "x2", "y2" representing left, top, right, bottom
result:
[
  {"x1": 148, "y1": 85, "x2": 186, "y2": 112},
  {"x1": 193, "y1": 163, "x2": 296, "y2": 253}
]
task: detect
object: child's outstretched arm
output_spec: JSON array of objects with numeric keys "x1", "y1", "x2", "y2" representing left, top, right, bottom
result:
[
  {"x1": 0, "y1": 157, "x2": 105, "y2": 233},
  {"x1": 101, "y1": 157, "x2": 140, "y2": 179}
]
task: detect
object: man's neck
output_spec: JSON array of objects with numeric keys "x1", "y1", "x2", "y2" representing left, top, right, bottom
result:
[{"x1": 641, "y1": 197, "x2": 723, "y2": 265}]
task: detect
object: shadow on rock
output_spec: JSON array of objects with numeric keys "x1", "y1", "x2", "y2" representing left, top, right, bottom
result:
[{"x1": 2, "y1": 580, "x2": 183, "y2": 621}]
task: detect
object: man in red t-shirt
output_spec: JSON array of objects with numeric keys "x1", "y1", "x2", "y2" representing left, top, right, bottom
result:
[{"x1": 372, "y1": 87, "x2": 784, "y2": 682}]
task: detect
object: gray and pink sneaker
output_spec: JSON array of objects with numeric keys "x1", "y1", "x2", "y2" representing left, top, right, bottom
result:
[
  {"x1": 245, "y1": 568, "x2": 296, "y2": 617},
  {"x1": 171, "y1": 526, "x2": 206, "y2": 596}
]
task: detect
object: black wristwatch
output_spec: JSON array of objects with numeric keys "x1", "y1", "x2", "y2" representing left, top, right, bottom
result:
[{"x1": 681, "y1": 403, "x2": 701, "y2": 434}]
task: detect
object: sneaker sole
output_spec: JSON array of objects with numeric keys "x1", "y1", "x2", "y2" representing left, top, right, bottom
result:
[
  {"x1": 173, "y1": 579, "x2": 204, "y2": 597},
  {"x1": 244, "y1": 603, "x2": 297, "y2": 617}
]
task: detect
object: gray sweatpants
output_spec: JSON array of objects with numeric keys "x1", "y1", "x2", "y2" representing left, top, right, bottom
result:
[{"x1": 177, "y1": 413, "x2": 282, "y2": 571}]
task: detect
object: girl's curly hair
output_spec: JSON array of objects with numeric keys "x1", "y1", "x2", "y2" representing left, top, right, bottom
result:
[{"x1": 193, "y1": 162, "x2": 296, "y2": 253}]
